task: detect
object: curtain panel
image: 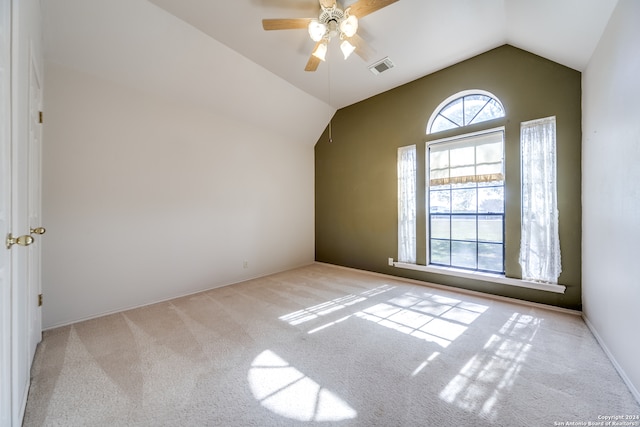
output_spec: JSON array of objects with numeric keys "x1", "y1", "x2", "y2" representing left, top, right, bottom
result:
[
  {"x1": 520, "y1": 116, "x2": 562, "y2": 283},
  {"x1": 398, "y1": 145, "x2": 417, "y2": 263}
]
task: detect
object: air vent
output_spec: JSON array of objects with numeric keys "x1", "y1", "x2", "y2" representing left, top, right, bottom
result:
[{"x1": 369, "y1": 57, "x2": 395, "y2": 75}]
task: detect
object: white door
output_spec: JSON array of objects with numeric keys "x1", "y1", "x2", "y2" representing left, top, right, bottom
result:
[
  {"x1": 2, "y1": 0, "x2": 43, "y2": 425},
  {"x1": 27, "y1": 55, "x2": 43, "y2": 362},
  {"x1": 0, "y1": 0, "x2": 13, "y2": 424}
]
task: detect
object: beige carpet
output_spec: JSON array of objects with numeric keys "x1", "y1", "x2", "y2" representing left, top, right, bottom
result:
[{"x1": 24, "y1": 264, "x2": 639, "y2": 426}]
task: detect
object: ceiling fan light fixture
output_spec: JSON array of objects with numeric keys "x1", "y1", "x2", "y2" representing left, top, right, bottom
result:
[
  {"x1": 312, "y1": 40, "x2": 328, "y2": 61},
  {"x1": 262, "y1": 0, "x2": 398, "y2": 72},
  {"x1": 339, "y1": 14, "x2": 358, "y2": 38},
  {"x1": 340, "y1": 39, "x2": 356, "y2": 59},
  {"x1": 308, "y1": 20, "x2": 327, "y2": 42}
]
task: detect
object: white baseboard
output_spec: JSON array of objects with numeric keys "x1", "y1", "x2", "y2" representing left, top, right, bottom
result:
[
  {"x1": 18, "y1": 377, "x2": 29, "y2": 427},
  {"x1": 582, "y1": 314, "x2": 640, "y2": 405}
]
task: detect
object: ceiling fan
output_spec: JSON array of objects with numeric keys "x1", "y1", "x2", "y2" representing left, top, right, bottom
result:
[{"x1": 262, "y1": 0, "x2": 399, "y2": 72}]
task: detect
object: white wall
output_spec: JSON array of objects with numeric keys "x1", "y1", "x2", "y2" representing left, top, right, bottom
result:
[
  {"x1": 42, "y1": 62, "x2": 315, "y2": 328},
  {"x1": 582, "y1": 0, "x2": 640, "y2": 402}
]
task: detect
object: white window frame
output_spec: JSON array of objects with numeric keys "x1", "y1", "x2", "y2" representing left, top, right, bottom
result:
[
  {"x1": 426, "y1": 89, "x2": 505, "y2": 135},
  {"x1": 426, "y1": 127, "x2": 506, "y2": 273}
]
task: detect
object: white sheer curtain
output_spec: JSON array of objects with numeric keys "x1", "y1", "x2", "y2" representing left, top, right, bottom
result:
[
  {"x1": 520, "y1": 116, "x2": 561, "y2": 283},
  {"x1": 398, "y1": 145, "x2": 416, "y2": 263}
]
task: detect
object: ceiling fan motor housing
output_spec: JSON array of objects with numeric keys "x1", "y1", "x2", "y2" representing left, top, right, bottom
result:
[
  {"x1": 318, "y1": 6, "x2": 357, "y2": 40},
  {"x1": 319, "y1": 6, "x2": 345, "y2": 25}
]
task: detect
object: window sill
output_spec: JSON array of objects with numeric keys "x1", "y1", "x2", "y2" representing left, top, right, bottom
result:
[{"x1": 392, "y1": 262, "x2": 566, "y2": 294}]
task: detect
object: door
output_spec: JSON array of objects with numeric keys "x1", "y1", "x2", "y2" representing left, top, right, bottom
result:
[
  {"x1": 1, "y1": 0, "x2": 13, "y2": 424},
  {"x1": 27, "y1": 54, "x2": 42, "y2": 362},
  {"x1": 2, "y1": 0, "x2": 44, "y2": 425}
]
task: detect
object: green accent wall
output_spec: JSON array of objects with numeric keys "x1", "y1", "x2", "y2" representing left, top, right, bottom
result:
[{"x1": 315, "y1": 45, "x2": 582, "y2": 310}]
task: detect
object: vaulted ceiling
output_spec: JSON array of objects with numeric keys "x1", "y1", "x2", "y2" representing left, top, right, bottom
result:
[
  {"x1": 146, "y1": 0, "x2": 618, "y2": 108},
  {"x1": 44, "y1": 0, "x2": 618, "y2": 143}
]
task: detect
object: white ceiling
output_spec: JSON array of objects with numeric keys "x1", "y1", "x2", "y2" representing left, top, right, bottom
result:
[
  {"x1": 43, "y1": 0, "x2": 336, "y2": 143},
  {"x1": 43, "y1": 0, "x2": 618, "y2": 144},
  {"x1": 146, "y1": 0, "x2": 618, "y2": 108}
]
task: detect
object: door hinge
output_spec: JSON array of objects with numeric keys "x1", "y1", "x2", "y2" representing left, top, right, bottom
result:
[
  {"x1": 39, "y1": 111, "x2": 43, "y2": 124},
  {"x1": 38, "y1": 293, "x2": 43, "y2": 307}
]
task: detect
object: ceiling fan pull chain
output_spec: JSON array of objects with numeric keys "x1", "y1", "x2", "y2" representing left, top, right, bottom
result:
[{"x1": 328, "y1": 57, "x2": 333, "y2": 143}]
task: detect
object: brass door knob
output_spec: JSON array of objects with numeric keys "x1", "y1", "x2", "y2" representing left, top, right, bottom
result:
[
  {"x1": 30, "y1": 227, "x2": 46, "y2": 235},
  {"x1": 6, "y1": 234, "x2": 35, "y2": 249}
]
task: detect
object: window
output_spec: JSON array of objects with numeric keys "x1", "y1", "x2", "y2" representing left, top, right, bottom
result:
[
  {"x1": 427, "y1": 91, "x2": 505, "y2": 134},
  {"x1": 428, "y1": 130, "x2": 505, "y2": 273},
  {"x1": 396, "y1": 90, "x2": 564, "y2": 292}
]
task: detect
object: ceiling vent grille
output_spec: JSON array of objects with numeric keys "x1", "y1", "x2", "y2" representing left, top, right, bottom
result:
[{"x1": 369, "y1": 57, "x2": 395, "y2": 75}]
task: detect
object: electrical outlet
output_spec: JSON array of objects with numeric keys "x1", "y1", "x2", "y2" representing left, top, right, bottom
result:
[
  {"x1": 243, "y1": 261, "x2": 248, "y2": 269},
  {"x1": 388, "y1": 257, "x2": 394, "y2": 266}
]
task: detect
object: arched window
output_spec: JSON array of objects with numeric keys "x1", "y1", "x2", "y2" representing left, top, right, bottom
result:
[{"x1": 427, "y1": 90, "x2": 505, "y2": 134}]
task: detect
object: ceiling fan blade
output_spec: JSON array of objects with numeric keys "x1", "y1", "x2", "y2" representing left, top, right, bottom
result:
[
  {"x1": 348, "y1": 33, "x2": 375, "y2": 62},
  {"x1": 305, "y1": 42, "x2": 323, "y2": 72},
  {"x1": 262, "y1": 18, "x2": 312, "y2": 31},
  {"x1": 319, "y1": 0, "x2": 337, "y2": 7},
  {"x1": 348, "y1": 0, "x2": 399, "y2": 18}
]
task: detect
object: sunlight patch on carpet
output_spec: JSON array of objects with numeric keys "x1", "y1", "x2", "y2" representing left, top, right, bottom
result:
[
  {"x1": 353, "y1": 292, "x2": 489, "y2": 348},
  {"x1": 412, "y1": 351, "x2": 441, "y2": 377},
  {"x1": 307, "y1": 315, "x2": 352, "y2": 335},
  {"x1": 248, "y1": 350, "x2": 358, "y2": 422},
  {"x1": 279, "y1": 284, "x2": 395, "y2": 326},
  {"x1": 439, "y1": 312, "x2": 540, "y2": 421}
]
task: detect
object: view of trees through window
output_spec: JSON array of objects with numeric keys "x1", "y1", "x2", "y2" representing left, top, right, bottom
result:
[
  {"x1": 428, "y1": 130, "x2": 505, "y2": 273},
  {"x1": 428, "y1": 93, "x2": 505, "y2": 134}
]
